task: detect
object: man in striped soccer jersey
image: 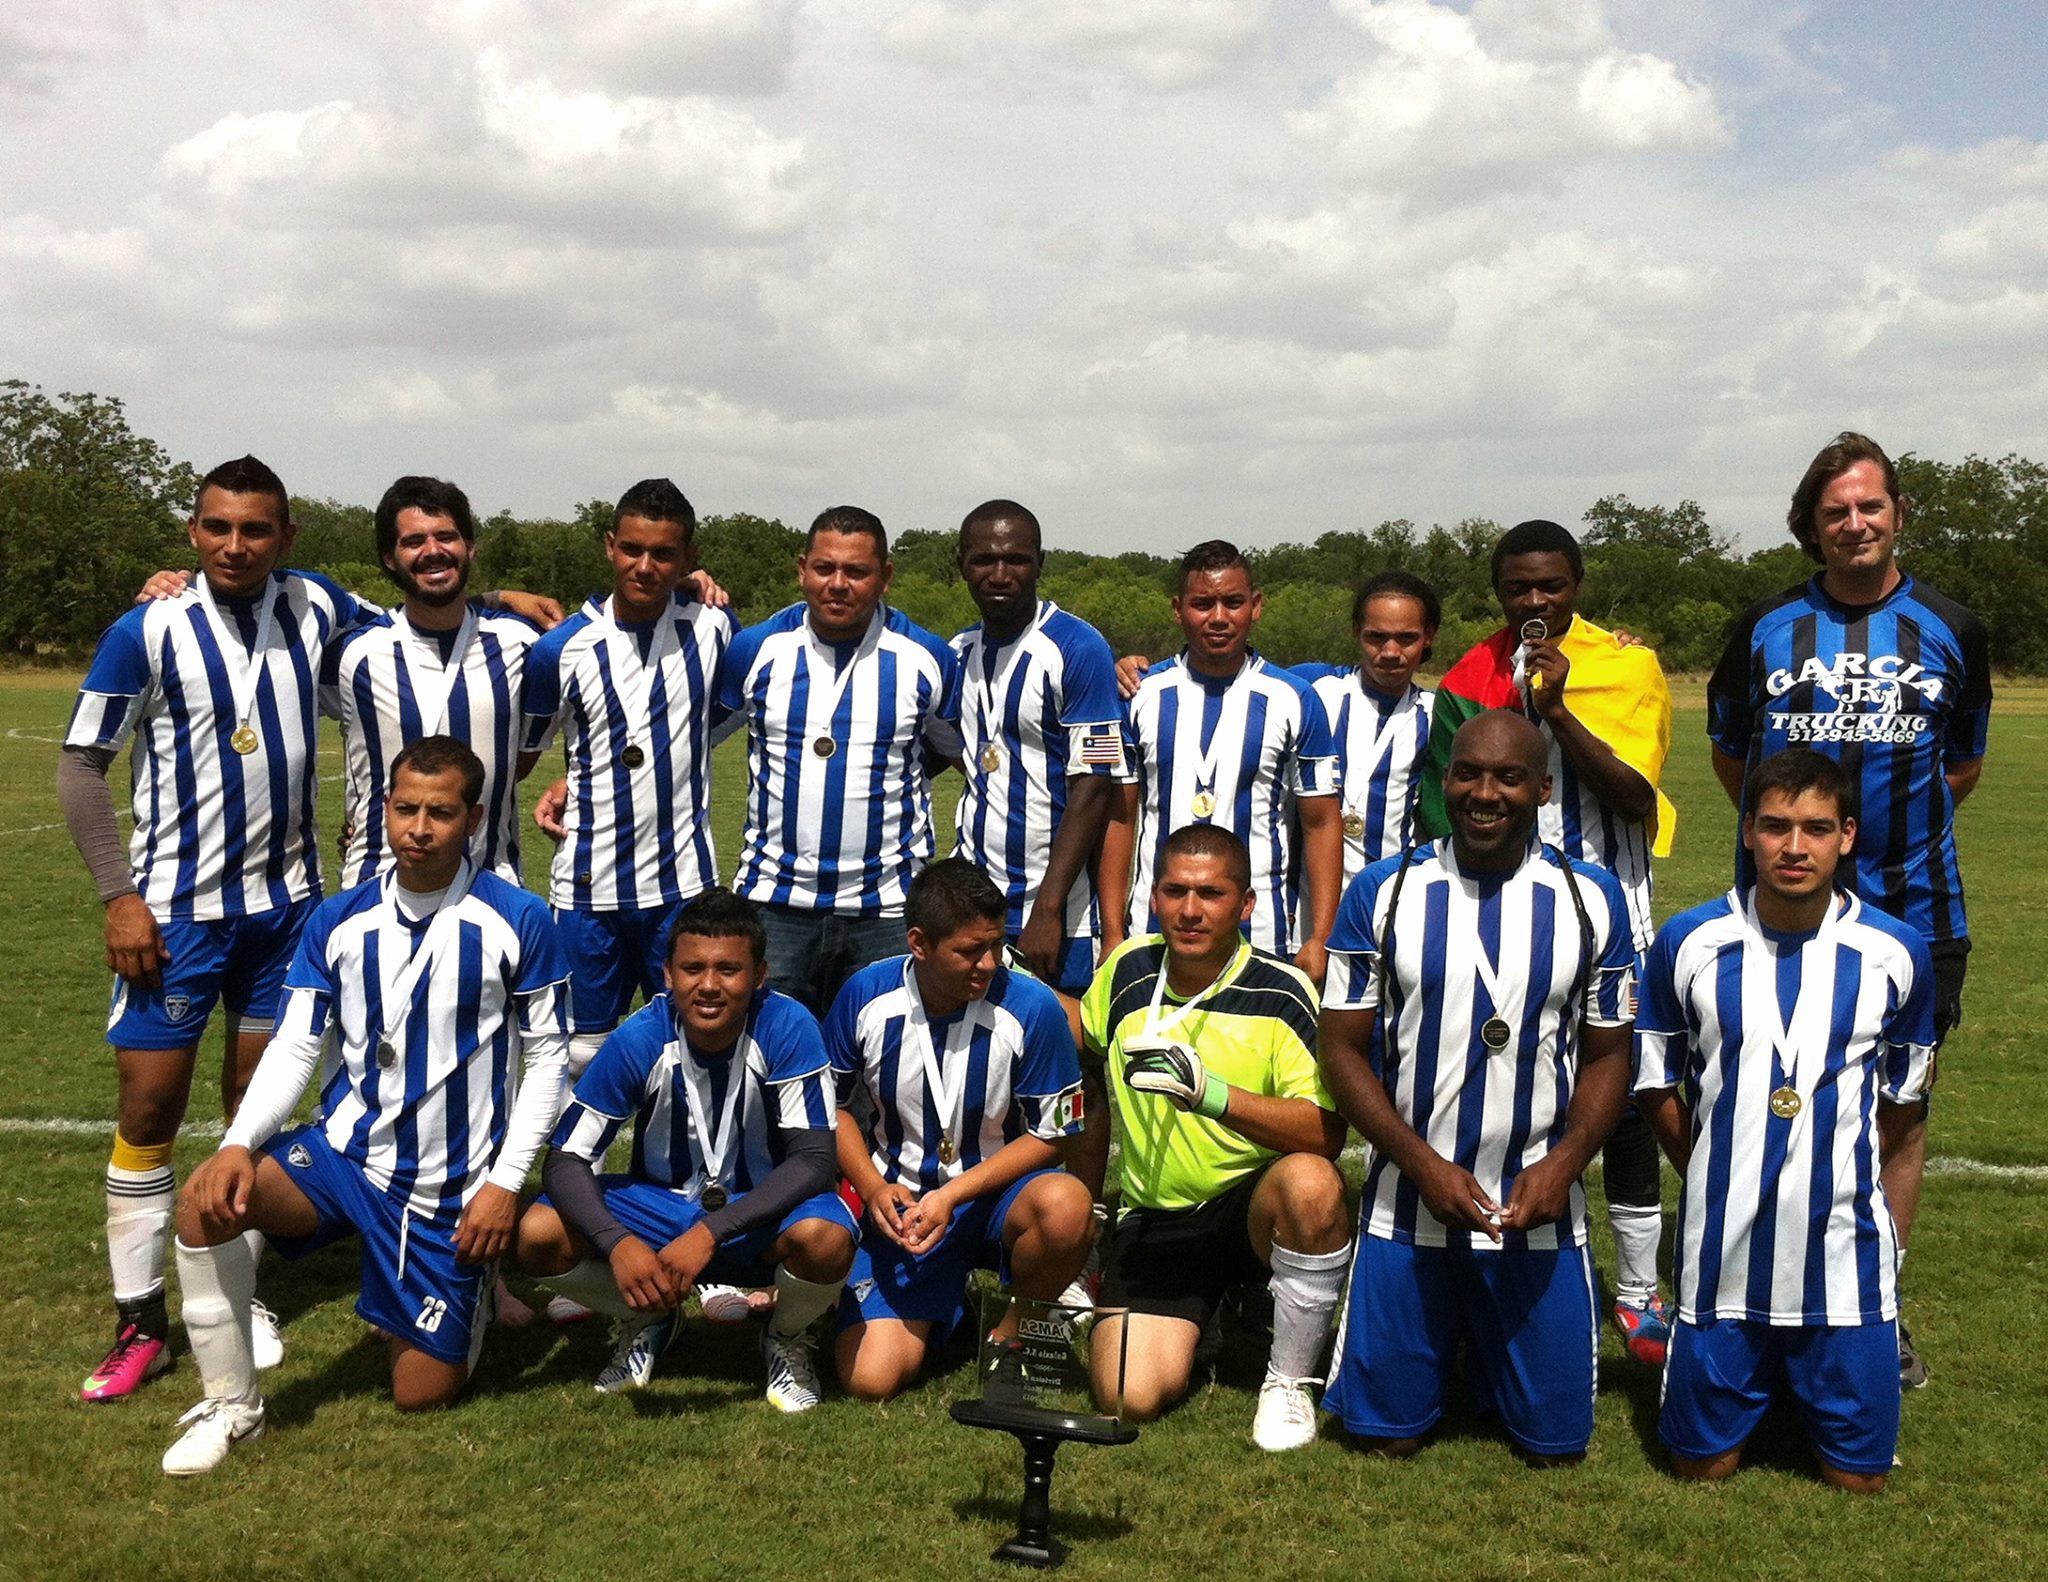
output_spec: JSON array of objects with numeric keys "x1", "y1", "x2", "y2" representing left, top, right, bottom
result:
[
  {"x1": 1292, "y1": 570, "x2": 1440, "y2": 888},
  {"x1": 718, "y1": 506, "x2": 964, "y2": 1018},
  {"x1": 324, "y1": 476, "x2": 545, "y2": 889},
  {"x1": 949, "y1": 499, "x2": 1126, "y2": 1196},
  {"x1": 522, "y1": 480, "x2": 740, "y2": 1079},
  {"x1": 159, "y1": 738, "x2": 569, "y2": 1474},
  {"x1": 1083, "y1": 825, "x2": 1351, "y2": 1453},
  {"x1": 826, "y1": 859, "x2": 1094, "y2": 1402},
  {"x1": 59, "y1": 456, "x2": 367, "y2": 1401},
  {"x1": 513, "y1": 889, "x2": 855, "y2": 1408},
  {"x1": 1635, "y1": 749, "x2": 1934, "y2": 1491},
  {"x1": 1708, "y1": 433, "x2": 1990, "y2": 1391},
  {"x1": 1101, "y1": 540, "x2": 1342, "y2": 983},
  {"x1": 1419, "y1": 520, "x2": 1679, "y2": 1367},
  {"x1": 1321, "y1": 710, "x2": 1634, "y2": 1465}
]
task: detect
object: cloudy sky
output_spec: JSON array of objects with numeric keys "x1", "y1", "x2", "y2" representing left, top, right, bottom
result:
[{"x1": 6, "y1": 0, "x2": 2045, "y2": 553}]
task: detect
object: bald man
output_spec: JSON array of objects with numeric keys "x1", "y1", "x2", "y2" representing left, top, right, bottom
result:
[{"x1": 1316, "y1": 710, "x2": 1636, "y2": 1464}]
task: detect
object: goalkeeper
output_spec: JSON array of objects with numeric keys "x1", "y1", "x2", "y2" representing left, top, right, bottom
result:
[{"x1": 1080, "y1": 823, "x2": 1352, "y2": 1452}]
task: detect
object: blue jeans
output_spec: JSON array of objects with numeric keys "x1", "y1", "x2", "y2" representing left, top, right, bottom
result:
[{"x1": 757, "y1": 905, "x2": 908, "y2": 1017}]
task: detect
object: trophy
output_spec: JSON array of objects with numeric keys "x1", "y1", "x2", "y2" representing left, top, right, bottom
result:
[{"x1": 950, "y1": 1290, "x2": 1138, "y2": 1568}]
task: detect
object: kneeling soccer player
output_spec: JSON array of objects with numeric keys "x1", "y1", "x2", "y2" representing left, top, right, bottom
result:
[
  {"x1": 829, "y1": 857, "x2": 1094, "y2": 1402},
  {"x1": 1083, "y1": 824, "x2": 1352, "y2": 1451},
  {"x1": 162, "y1": 738, "x2": 569, "y2": 1474},
  {"x1": 1635, "y1": 749, "x2": 1935, "y2": 1493},
  {"x1": 1319, "y1": 711, "x2": 1634, "y2": 1465},
  {"x1": 512, "y1": 888, "x2": 857, "y2": 1409}
]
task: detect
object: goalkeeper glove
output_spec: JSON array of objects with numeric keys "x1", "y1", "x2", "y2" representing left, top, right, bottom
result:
[{"x1": 1122, "y1": 1039, "x2": 1229, "y2": 1119}]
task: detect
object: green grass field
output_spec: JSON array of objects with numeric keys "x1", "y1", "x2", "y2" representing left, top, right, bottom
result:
[{"x1": 1, "y1": 673, "x2": 2043, "y2": 1581}]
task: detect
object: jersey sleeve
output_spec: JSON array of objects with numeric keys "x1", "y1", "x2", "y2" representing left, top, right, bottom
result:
[
  {"x1": 1879, "y1": 929, "x2": 1939, "y2": 1105},
  {"x1": 1631, "y1": 919, "x2": 1690, "y2": 1093},
  {"x1": 272, "y1": 901, "x2": 343, "y2": 1041},
  {"x1": 511, "y1": 897, "x2": 570, "y2": 996},
  {"x1": 1263, "y1": 975, "x2": 1336, "y2": 1109},
  {"x1": 922, "y1": 641, "x2": 965, "y2": 759},
  {"x1": 1078, "y1": 950, "x2": 1120, "y2": 1058},
  {"x1": 758, "y1": 998, "x2": 836, "y2": 1131},
  {"x1": 550, "y1": 1019, "x2": 659, "y2": 1164},
  {"x1": 1581, "y1": 864, "x2": 1638, "y2": 1028},
  {"x1": 1706, "y1": 607, "x2": 1761, "y2": 759},
  {"x1": 1321, "y1": 865, "x2": 1387, "y2": 1012},
  {"x1": 1945, "y1": 608, "x2": 1992, "y2": 764},
  {"x1": 520, "y1": 628, "x2": 570, "y2": 754},
  {"x1": 822, "y1": 975, "x2": 868, "y2": 1107},
  {"x1": 65, "y1": 613, "x2": 154, "y2": 750},
  {"x1": 1008, "y1": 982, "x2": 1084, "y2": 1139},
  {"x1": 1287, "y1": 685, "x2": 1341, "y2": 797},
  {"x1": 1055, "y1": 627, "x2": 1129, "y2": 777}
]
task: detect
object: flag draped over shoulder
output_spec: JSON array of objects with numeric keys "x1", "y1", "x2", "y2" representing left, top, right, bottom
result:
[{"x1": 1416, "y1": 616, "x2": 1677, "y2": 855}]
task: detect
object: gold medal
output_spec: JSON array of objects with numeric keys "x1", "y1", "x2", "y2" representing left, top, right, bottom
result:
[
  {"x1": 230, "y1": 724, "x2": 259, "y2": 755},
  {"x1": 1189, "y1": 790, "x2": 1217, "y2": 820},
  {"x1": 1342, "y1": 810, "x2": 1366, "y2": 839},
  {"x1": 980, "y1": 743, "x2": 1003, "y2": 773},
  {"x1": 621, "y1": 743, "x2": 646, "y2": 769},
  {"x1": 938, "y1": 1136, "x2": 956, "y2": 1166},
  {"x1": 813, "y1": 735, "x2": 837, "y2": 759},
  {"x1": 1769, "y1": 1086, "x2": 1802, "y2": 1119}
]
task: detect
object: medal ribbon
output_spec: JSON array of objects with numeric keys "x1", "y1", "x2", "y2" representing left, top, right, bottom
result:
[
  {"x1": 1177, "y1": 655, "x2": 1253, "y2": 811},
  {"x1": 905, "y1": 962, "x2": 974, "y2": 1168},
  {"x1": 1142, "y1": 938, "x2": 1249, "y2": 1043},
  {"x1": 602, "y1": 594, "x2": 680, "y2": 755},
  {"x1": 399, "y1": 606, "x2": 477, "y2": 740},
  {"x1": 970, "y1": 601, "x2": 1049, "y2": 768},
  {"x1": 1341, "y1": 678, "x2": 1414, "y2": 827},
  {"x1": 374, "y1": 858, "x2": 476, "y2": 1053},
  {"x1": 807, "y1": 610, "x2": 883, "y2": 746},
  {"x1": 674, "y1": 1020, "x2": 750, "y2": 1194},
  {"x1": 1745, "y1": 889, "x2": 1843, "y2": 1110},
  {"x1": 194, "y1": 573, "x2": 280, "y2": 742}
]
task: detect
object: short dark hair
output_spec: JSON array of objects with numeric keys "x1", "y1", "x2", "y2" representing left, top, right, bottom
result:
[
  {"x1": 1743, "y1": 747, "x2": 1856, "y2": 824},
  {"x1": 375, "y1": 476, "x2": 475, "y2": 561},
  {"x1": 1178, "y1": 539, "x2": 1252, "y2": 593},
  {"x1": 194, "y1": 455, "x2": 289, "y2": 524},
  {"x1": 1351, "y1": 568, "x2": 1442, "y2": 633},
  {"x1": 807, "y1": 505, "x2": 889, "y2": 560},
  {"x1": 1786, "y1": 432, "x2": 1902, "y2": 563},
  {"x1": 958, "y1": 499, "x2": 1042, "y2": 554},
  {"x1": 614, "y1": 477, "x2": 696, "y2": 536},
  {"x1": 1490, "y1": 519, "x2": 1584, "y2": 587},
  {"x1": 905, "y1": 856, "x2": 1007, "y2": 940},
  {"x1": 389, "y1": 735, "x2": 485, "y2": 806},
  {"x1": 666, "y1": 887, "x2": 767, "y2": 966},
  {"x1": 1158, "y1": 823, "x2": 1252, "y2": 892}
]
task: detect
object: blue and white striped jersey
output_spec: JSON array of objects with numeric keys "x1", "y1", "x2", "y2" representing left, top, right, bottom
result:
[
  {"x1": 261, "y1": 865, "x2": 570, "y2": 1225},
  {"x1": 1634, "y1": 889, "x2": 1936, "y2": 1327},
  {"x1": 1324, "y1": 838, "x2": 1635, "y2": 1251},
  {"x1": 1534, "y1": 726, "x2": 1656, "y2": 958},
  {"x1": 1709, "y1": 574, "x2": 1991, "y2": 946},
  {"x1": 1295, "y1": 666, "x2": 1434, "y2": 884},
  {"x1": 719, "y1": 606, "x2": 964, "y2": 917},
  {"x1": 1123, "y1": 652, "x2": 1339, "y2": 955},
  {"x1": 522, "y1": 593, "x2": 738, "y2": 911},
  {"x1": 551, "y1": 989, "x2": 834, "y2": 1198},
  {"x1": 323, "y1": 604, "x2": 540, "y2": 888},
  {"x1": 826, "y1": 957, "x2": 1083, "y2": 1192},
  {"x1": 66, "y1": 569, "x2": 362, "y2": 921},
  {"x1": 952, "y1": 601, "x2": 1127, "y2": 941}
]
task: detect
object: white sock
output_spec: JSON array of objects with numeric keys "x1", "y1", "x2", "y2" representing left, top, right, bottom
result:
[
  {"x1": 106, "y1": 1164, "x2": 175, "y2": 1304},
  {"x1": 176, "y1": 1237, "x2": 259, "y2": 1403},
  {"x1": 241, "y1": 1228, "x2": 268, "y2": 1266},
  {"x1": 767, "y1": 1266, "x2": 844, "y2": 1340},
  {"x1": 1609, "y1": 1202, "x2": 1663, "y2": 1305},
  {"x1": 539, "y1": 1257, "x2": 634, "y2": 1319},
  {"x1": 1267, "y1": 1242, "x2": 1352, "y2": 1383}
]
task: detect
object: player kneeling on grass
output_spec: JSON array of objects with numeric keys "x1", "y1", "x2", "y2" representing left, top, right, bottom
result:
[
  {"x1": 1634, "y1": 748, "x2": 1935, "y2": 1493},
  {"x1": 163, "y1": 738, "x2": 570, "y2": 1475},
  {"x1": 1083, "y1": 824, "x2": 1352, "y2": 1452},
  {"x1": 511, "y1": 889, "x2": 856, "y2": 1409},
  {"x1": 829, "y1": 858, "x2": 1095, "y2": 1402}
]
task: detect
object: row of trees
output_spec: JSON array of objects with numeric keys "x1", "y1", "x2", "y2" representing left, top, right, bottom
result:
[{"x1": 7, "y1": 379, "x2": 2046, "y2": 673}]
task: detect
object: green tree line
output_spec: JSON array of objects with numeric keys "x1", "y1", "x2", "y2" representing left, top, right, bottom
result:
[{"x1": 7, "y1": 379, "x2": 2046, "y2": 672}]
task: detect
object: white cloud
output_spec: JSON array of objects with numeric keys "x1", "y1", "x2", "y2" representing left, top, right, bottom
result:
[
  {"x1": 421, "y1": 0, "x2": 801, "y2": 96},
  {"x1": 882, "y1": 0, "x2": 1266, "y2": 92}
]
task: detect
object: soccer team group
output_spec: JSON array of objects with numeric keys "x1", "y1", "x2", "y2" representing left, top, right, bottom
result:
[{"x1": 57, "y1": 431, "x2": 1990, "y2": 1491}]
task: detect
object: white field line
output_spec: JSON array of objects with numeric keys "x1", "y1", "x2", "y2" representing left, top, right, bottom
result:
[
  {"x1": 3, "y1": 1115, "x2": 2040, "y2": 1182},
  {"x1": 0, "y1": 822, "x2": 63, "y2": 837}
]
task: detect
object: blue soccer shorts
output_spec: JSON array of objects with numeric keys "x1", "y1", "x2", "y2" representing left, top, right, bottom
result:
[
  {"x1": 836, "y1": 1168, "x2": 1059, "y2": 1342},
  {"x1": 106, "y1": 897, "x2": 316, "y2": 1050},
  {"x1": 261, "y1": 1124, "x2": 491, "y2": 1369},
  {"x1": 553, "y1": 900, "x2": 687, "y2": 1033},
  {"x1": 540, "y1": 1174, "x2": 858, "y2": 1287},
  {"x1": 1324, "y1": 1235, "x2": 1599, "y2": 1457},
  {"x1": 1660, "y1": 1315, "x2": 1900, "y2": 1477}
]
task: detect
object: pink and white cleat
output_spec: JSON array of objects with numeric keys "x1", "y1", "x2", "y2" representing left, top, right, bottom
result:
[{"x1": 81, "y1": 1322, "x2": 171, "y2": 1402}]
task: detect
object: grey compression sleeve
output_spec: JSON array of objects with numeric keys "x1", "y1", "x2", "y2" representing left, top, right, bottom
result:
[
  {"x1": 58, "y1": 744, "x2": 137, "y2": 902},
  {"x1": 698, "y1": 1127, "x2": 838, "y2": 1245},
  {"x1": 542, "y1": 1148, "x2": 631, "y2": 1257}
]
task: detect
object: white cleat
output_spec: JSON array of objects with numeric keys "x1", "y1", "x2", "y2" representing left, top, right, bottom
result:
[
  {"x1": 698, "y1": 1284, "x2": 763, "y2": 1324},
  {"x1": 1251, "y1": 1374, "x2": 1319, "y2": 1453},
  {"x1": 593, "y1": 1313, "x2": 674, "y2": 1394},
  {"x1": 162, "y1": 1395, "x2": 265, "y2": 1476},
  {"x1": 250, "y1": 1301, "x2": 284, "y2": 1371},
  {"x1": 762, "y1": 1329, "x2": 822, "y2": 1414}
]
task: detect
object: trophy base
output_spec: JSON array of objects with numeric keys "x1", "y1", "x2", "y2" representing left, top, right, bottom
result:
[
  {"x1": 992, "y1": 1534, "x2": 1068, "y2": 1570},
  {"x1": 951, "y1": 1401, "x2": 1138, "y2": 1571}
]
